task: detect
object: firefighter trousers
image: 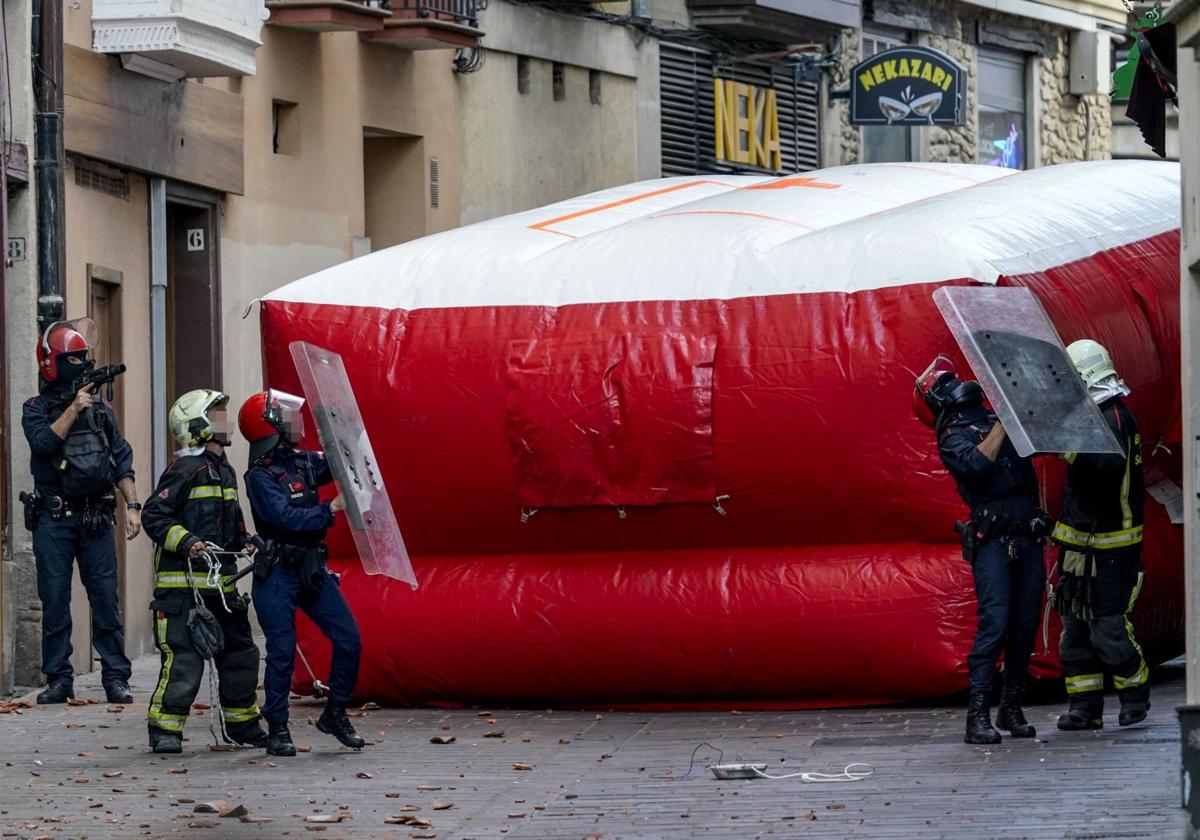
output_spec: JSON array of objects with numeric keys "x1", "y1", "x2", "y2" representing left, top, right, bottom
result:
[
  {"x1": 1059, "y1": 546, "x2": 1149, "y2": 709},
  {"x1": 147, "y1": 589, "x2": 262, "y2": 744}
]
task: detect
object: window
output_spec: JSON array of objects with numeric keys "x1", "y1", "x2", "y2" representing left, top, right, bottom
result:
[
  {"x1": 978, "y1": 48, "x2": 1027, "y2": 169},
  {"x1": 860, "y1": 30, "x2": 913, "y2": 163},
  {"x1": 272, "y1": 100, "x2": 299, "y2": 156},
  {"x1": 517, "y1": 56, "x2": 530, "y2": 95},
  {"x1": 589, "y1": 69, "x2": 602, "y2": 105},
  {"x1": 552, "y1": 62, "x2": 565, "y2": 101}
]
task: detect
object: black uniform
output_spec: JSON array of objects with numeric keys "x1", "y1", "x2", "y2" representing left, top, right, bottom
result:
[
  {"x1": 21, "y1": 391, "x2": 134, "y2": 690},
  {"x1": 141, "y1": 448, "x2": 262, "y2": 744},
  {"x1": 245, "y1": 446, "x2": 362, "y2": 727},
  {"x1": 1051, "y1": 396, "x2": 1148, "y2": 710},
  {"x1": 938, "y1": 403, "x2": 1046, "y2": 698}
]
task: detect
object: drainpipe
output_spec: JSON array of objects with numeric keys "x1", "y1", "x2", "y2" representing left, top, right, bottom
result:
[
  {"x1": 149, "y1": 179, "x2": 168, "y2": 482},
  {"x1": 32, "y1": 0, "x2": 64, "y2": 329}
]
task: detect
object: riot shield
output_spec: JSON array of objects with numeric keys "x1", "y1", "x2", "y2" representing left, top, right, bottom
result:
[
  {"x1": 289, "y1": 341, "x2": 418, "y2": 589},
  {"x1": 932, "y1": 286, "x2": 1122, "y2": 458}
]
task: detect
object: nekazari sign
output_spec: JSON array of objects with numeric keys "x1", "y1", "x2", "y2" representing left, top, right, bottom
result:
[{"x1": 850, "y1": 46, "x2": 965, "y2": 126}]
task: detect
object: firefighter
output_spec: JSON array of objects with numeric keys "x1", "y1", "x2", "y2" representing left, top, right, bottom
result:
[
  {"x1": 141, "y1": 389, "x2": 267, "y2": 753},
  {"x1": 1053, "y1": 340, "x2": 1150, "y2": 730},
  {"x1": 21, "y1": 318, "x2": 138, "y2": 705},
  {"x1": 239, "y1": 390, "x2": 365, "y2": 757},
  {"x1": 915, "y1": 356, "x2": 1048, "y2": 744}
]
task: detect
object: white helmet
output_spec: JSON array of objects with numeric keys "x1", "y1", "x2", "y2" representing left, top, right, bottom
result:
[
  {"x1": 169, "y1": 389, "x2": 230, "y2": 449},
  {"x1": 1065, "y1": 339, "x2": 1119, "y2": 389}
]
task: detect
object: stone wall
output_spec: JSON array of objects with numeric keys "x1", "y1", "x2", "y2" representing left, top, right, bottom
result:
[{"x1": 822, "y1": 0, "x2": 1111, "y2": 168}]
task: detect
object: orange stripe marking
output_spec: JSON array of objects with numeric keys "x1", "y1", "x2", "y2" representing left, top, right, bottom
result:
[
  {"x1": 527, "y1": 179, "x2": 732, "y2": 236},
  {"x1": 742, "y1": 176, "x2": 841, "y2": 191}
]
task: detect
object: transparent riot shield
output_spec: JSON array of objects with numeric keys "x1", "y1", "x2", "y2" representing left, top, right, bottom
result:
[
  {"x1": 932, "y1": 286, "x2": 1122, "y2": 458},
  {"x1": 289, "y1": 341, "x2": 418, "y2": 589}
]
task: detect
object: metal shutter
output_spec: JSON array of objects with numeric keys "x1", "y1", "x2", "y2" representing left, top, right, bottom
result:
[{"x1": 659, "y1": 41, "x2": 819, "y2": 177}]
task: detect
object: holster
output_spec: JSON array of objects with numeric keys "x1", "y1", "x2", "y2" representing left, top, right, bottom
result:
[
  {"x1": 252, "y1": 542, "x2": 279, "y2": 582},
  {"x1": 18, "y1": 491, "x2": 41, "y2": 532},
  {"x1": 955, "y1": 520, "x2": 979, "y2": 564}
]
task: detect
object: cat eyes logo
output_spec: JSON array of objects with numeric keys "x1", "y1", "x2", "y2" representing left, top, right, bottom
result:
[{"x1": 849, "y1": 46, "x2": 964, "y2": 126}]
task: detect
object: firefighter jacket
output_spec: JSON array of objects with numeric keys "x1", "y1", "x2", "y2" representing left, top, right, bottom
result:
[
  {"x1": 142, "y1": 448, "x2": 248, "y2": 594},
  {"x1": 244, "y1": 446, "x2": 335, "y2": 549},
  {"x1": 937, "y1": 402, "x2": 1039, "y2": 519},
  {"x1": 1051, "y1": 396, "x2": 1144, "y2": 552}
]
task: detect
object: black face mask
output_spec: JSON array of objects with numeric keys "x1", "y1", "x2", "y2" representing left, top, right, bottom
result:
[{"x1": 55, "y1": 353, "x2": 93, "y2": 386}]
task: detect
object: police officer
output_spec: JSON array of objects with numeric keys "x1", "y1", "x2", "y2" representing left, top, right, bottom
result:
[
  {"x1": 140, "y1": 390, "x2": 268, "y2": 753},
  {"x1": 238, "y1": 390, "x2": 365, "y2": 757},
  {"x1": 1052, "y1": 340, "x2": 1150, "y2": 730},
  {"x1": 21, "y1": 319, "x2": 138, "y2": 705},
  {"x1": 915, "y1": 356, "x2": 1048, "y2": 744}
]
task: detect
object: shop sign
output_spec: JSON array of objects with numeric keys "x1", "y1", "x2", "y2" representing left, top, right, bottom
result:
[
  {"x1": 850, "y1": 46, "x2": 965, "y2": 126},
  {"x1": 713, "y1": 79, "x2": 782, "y2": 170}
]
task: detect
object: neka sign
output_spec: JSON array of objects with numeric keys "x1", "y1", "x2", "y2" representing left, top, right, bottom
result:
[
  {"x1": 850, "y1": 46, "x2": 964, "y2": 126},
  {"x1": 713, "y1": 79, "x2": 782, "y2": 171}
]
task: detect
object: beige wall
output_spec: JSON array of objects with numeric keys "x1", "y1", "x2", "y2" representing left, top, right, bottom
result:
[
  {"x1": 218, "y1": 29, "x2": 462, "y2": 477},
  {"x1": 459, "y1": 54, "x2": 638, "y2": 224},
  {"x1": 62, "y1": 170, "x2": 157, "y2": 667}
]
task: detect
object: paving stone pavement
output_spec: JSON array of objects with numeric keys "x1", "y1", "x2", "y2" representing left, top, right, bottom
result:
[{"x1": 0, "y1": 655, "x2": 1187, "y2": 840}]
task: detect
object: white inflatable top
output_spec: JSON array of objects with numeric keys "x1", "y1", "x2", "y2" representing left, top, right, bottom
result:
[{"x1": 267, "y1": 161, "x2": 1180, "y2": 311}]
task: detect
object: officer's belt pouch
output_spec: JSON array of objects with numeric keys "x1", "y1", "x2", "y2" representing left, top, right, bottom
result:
[
  {"x1": 253, "y1": 544, "x2": 279, "y2": 581},
  {"x1": 187, "y1": 602, "x2": 224, "y2": 660},
  {"x1": 280, "y1": 544, "x2": 325, "y2": 589}
]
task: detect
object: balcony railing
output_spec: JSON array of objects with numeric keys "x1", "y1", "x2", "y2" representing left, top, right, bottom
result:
[{"x1": 391, "y1": 0, "x2": 478, "y2": 28}]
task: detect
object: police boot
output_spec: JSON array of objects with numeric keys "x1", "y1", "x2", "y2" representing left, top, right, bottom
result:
[
  {"x1": 964, "y1": 693, "x2": 1001, "y2": 745},
  {"x1": 1057, "y1": 695, "x2": 1103, "y2": 731},
  {"x1": 1118, "y1": 687, "x2": 1150, "y2": 727},
  {"x1": 266, "y1": 722, "x2": 297, "y2": 757},
  {"x1": 995, "y1": 678, "x2": 1036, "y2": 739},
  {"x1": 316, "y1": 702, "x2": 366, "y2": 750},
  {"x1": 36, "y1": 680, "x2": 74, "y2": 705},
  {"x1": 103, "y1": 680, "x2": 133, "y2": 704}
]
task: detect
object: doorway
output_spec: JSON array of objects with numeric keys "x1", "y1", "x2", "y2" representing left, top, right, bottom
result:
[
  {"x1": 363, "y1": 130, "x2": 425, "y2": 253},
  {"x1": 87, "y1": 266, "x2": 127, "y2": 653},
  {"x1": 164, "y1": 191, "x2": 221, "y2": 455}
]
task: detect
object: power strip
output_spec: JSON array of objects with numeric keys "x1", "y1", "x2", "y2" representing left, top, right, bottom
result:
[{"x1": 710, "y1": 763, "x2": 767, "y2": 780}]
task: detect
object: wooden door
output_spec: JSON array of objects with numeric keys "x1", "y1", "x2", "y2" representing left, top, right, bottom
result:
[{"x1": 85, "y1": 267, "x2": 125, "y2": 674}]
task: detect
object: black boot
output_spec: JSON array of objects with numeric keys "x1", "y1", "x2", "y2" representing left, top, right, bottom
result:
[
  {"x1": 316, "y1": 702, "x2": 366, "y2": 750},
  {"x1": 1057, "y1": 694, "x2": 1103, "y2": 731},
  {"x1": 266, "y1": 722, "x2": 296, "y2": 757},
  {"x1": 230, "y1": 724, "x2": 270, "y2": 748},
  {"x1": 150, "y1": 732, "x2": 183, "y2": 754},
  {"x1": 1118, "y1": 687, "x2": 1150, "y2": 727},
  {"x1": 964, "y1": 693, "x2": 1001, "y2": 745},
  {"x1": 996, "y1": 677, "x2": 1036, "y2": 738},
  {"x1": 36, "y1": 681, "x2": 74, "y2": 705},
  {"x1": 103, "y1": 680, "x2": 133, "y2": 704}
]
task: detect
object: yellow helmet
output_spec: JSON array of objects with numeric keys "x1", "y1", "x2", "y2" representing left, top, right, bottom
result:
[
  {"x1": 169, "y1": 389, "x2": 229, "y2": 448},
  {"x1": 1066, "y1": 339, "x2": 1119, "y2": 389}
]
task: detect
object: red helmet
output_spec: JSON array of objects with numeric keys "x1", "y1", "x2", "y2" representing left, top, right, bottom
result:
[
  {"x1": 913, "y1": 354, "x2": 982, "y2": 428},
  {"x1": 239, "y1": 390, "x2": 306, "y2": 462},
  {"x1": 238, "y1": 391, "x2": 278, "y2": 444},
  {"x1": 37, "y1": 319, "x2": 95, "y2": 382}
]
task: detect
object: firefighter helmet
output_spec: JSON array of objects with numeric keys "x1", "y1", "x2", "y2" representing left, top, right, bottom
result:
[{"x1": 169, "y1": 389, "x2": 230, "y2": 449}]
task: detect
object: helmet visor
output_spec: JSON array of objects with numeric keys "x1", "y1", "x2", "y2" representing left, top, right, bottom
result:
[
  {"x1": 915, "y1": 353, "x2": 959, "y2": 395},
  {"x1": 42, "y1": 317, "x2": 98, "y2": 354},
  {"x1": 267, "y1": 389, "x2": 306, "y2": 441}
]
